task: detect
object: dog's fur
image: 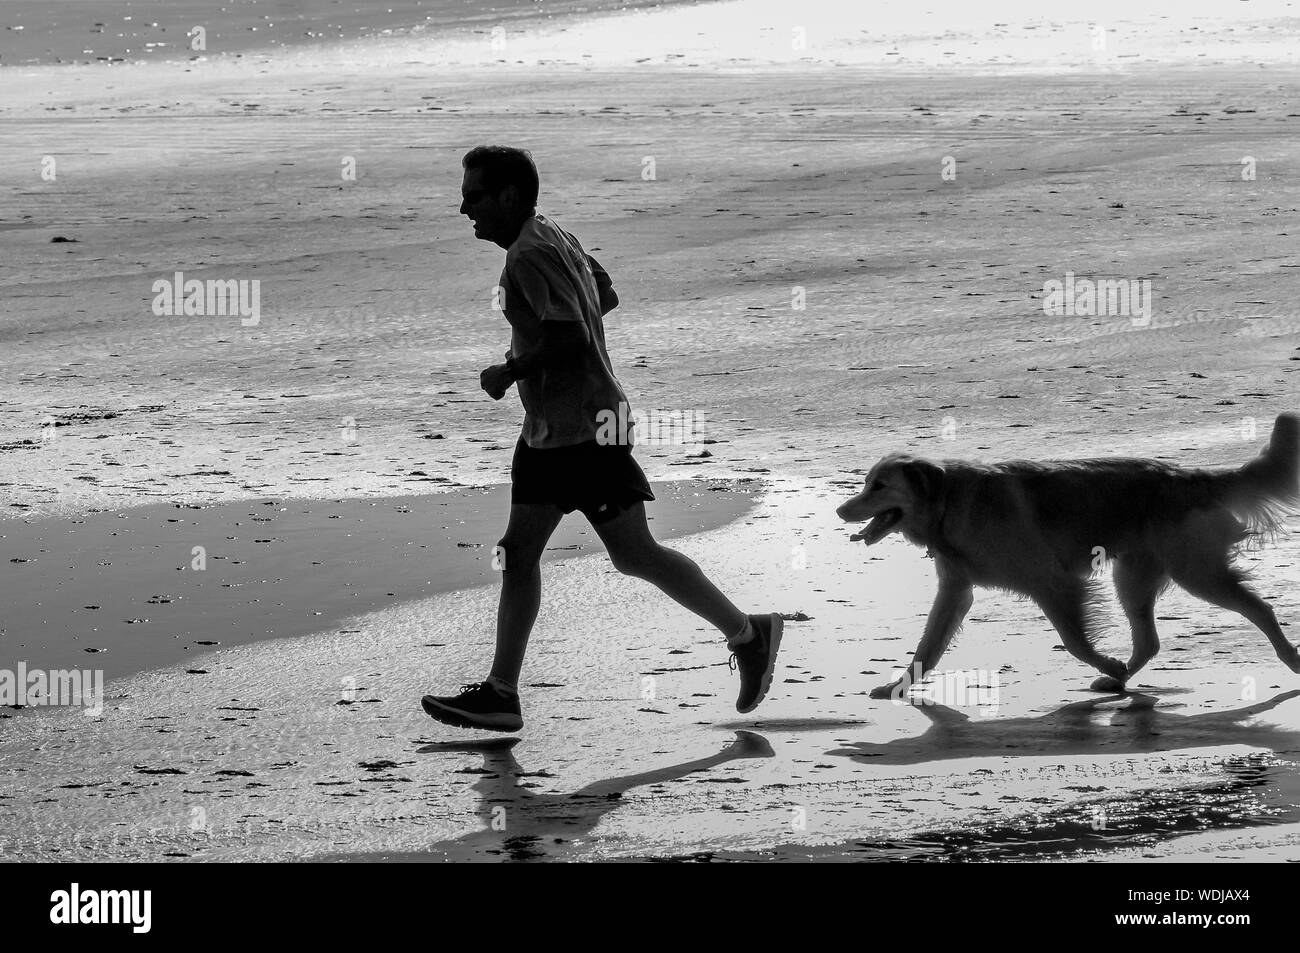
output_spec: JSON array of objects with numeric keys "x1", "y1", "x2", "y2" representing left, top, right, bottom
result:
[{"x1": 836, "y1": 414, "x2": 1300, "y2": 698}]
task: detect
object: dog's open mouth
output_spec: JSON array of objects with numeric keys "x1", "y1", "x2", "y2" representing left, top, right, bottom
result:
[{"x1": 849, "y1": 508, "x2": 902, "y2": 544}]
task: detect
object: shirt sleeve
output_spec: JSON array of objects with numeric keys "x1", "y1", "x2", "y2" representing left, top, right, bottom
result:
[
  {"x1": 510, "y1": 252, "x2": 584, "y2": 323},
  {"x1": 587, "y1": 255, "x2": 618, "y2": 315}
]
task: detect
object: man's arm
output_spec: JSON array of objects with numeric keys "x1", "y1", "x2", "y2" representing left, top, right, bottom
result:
[
  {"x1": 587, "y1": 255, "x2": 619, "y2": 316},
  {"x1": 505, "y1": 255, "x2": 591, "y2": 379},
  {"x1": 484, "y1": 323, "x2": 587, "y2": 399},
  {"x1": 481, "y1": 253, "x2": 596, "y2": 398},
  {"x1": 507, "y1": 321, "x2": 590, "y2": 381}
]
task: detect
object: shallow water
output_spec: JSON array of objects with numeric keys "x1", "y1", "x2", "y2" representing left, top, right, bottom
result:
[
  {"x1": 0, "y1": 479, "x2": 757, "y2": 681},
  {"x1": 0, "y1": 0, "x2": 695, "y2": 66}
]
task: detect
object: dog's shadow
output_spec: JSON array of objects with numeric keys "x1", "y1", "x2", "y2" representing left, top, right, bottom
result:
[
  {"x1": 828, "y1": 690, "x2": 1300, "y2": 766},
  {"x1": 412, "y1": 730, "x2": 774, "y2": 860}
]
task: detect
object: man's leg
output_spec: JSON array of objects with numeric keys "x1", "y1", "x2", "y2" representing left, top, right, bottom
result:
[
  {"x1": 422, "y1": 502, "x2": 564, "y2": 731},
  {"x1": 490, "y1": 502, "x2": 566, "y2": 687},
  {"x1": 590, "y1": 501, "x2": 746, "y2": 637},
  {"x1": 591, "y1": 500, "x2": 782, "y2": 713}
]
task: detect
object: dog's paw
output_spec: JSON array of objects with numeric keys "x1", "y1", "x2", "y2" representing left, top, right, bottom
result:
[
  {"x1": 869, "y1": 680, "x2": 905, "y2": 700},
  {"x1": 1089, "y1": 674, "x2": 1128, "y2": 694}
]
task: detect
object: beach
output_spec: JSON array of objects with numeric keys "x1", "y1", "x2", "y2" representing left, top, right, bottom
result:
[{"x1": 3, "y1": 0, "x2": 1300, "y2": 862}]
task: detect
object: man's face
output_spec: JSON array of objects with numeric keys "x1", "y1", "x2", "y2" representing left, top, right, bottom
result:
[{"x1": 460, "y1": 168, "x2": 518, "y2": 247}]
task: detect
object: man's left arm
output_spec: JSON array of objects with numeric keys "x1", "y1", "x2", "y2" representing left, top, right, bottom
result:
[
  {"x1": 481, "y1": 256, "x2": 590, "y2": 398},
  {"x1": 483, "y1": 322, "x2": 588, "y2": 398},
  {"x1": 507, "y1": 321, "x2": 589, "y2": 381},
  {"x1": 587, "y1": 255, "x2": 619, "y2": 316}
]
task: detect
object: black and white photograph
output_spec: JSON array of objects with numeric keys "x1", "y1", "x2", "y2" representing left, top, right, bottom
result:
[{"x1": 1, "y1": 0, "x2": 1297, "y2": 914}]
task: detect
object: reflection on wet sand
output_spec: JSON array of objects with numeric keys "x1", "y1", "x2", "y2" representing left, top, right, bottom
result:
[
  {"x1": 846, "y1": 753, "x2": 1297, "y2": 862},
  {"x1": 375, "y1": 730, "x2": 775, "y2": 861},
  {"x1": 818, "y1": 691, "x2": 1300, "y2": 861},
  {"x1": 828, "y1": 691, "x2": 1300, "y2": 765}
]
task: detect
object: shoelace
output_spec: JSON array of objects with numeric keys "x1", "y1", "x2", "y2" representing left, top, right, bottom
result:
[{"x1": 727, "y1": 633, "x2": 762, "y2": 672}]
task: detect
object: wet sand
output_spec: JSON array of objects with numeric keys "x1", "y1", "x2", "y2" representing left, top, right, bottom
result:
[
  {"x1": 1, "y1": 480, "x2": 759, "y2": 682},
  {"x1": 4, "y1": 479, "x2": 1299, "y2": 862}
]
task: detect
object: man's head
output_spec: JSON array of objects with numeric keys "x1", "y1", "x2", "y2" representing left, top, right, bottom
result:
[{"x1": 460, "y1": 145, "x2": 539, "y2": 248}]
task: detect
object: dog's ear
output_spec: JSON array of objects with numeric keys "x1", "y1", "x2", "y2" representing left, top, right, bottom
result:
[{"x1": 899, "y1": 459, "x2": 945, "y2": 500}]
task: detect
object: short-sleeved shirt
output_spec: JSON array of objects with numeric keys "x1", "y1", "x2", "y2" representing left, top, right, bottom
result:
[{"x1": 500, "y1": 213, "x2": 632, "y2": 449}]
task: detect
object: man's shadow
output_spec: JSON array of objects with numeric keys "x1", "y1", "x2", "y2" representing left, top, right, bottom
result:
[
  {"x1": 828, "y1": 690, "x2": 1300, "y2": 766},
  {"x1": 417, "y1": 730, "x2": 774, "y2": 860}
]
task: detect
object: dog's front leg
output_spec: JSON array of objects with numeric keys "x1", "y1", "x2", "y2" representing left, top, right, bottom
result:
[{"x1": 871, "y1": 563, "x2": 974, "y2": 700}]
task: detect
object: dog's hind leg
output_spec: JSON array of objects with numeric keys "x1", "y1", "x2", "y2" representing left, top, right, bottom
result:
[
  {"x1": 1171, "y1": 563, "x2": 1300, "y2": 674},
  {"x1": 870, "y1": 557, "x2": 973, "y2": 700},
  {"x1": 1032, "y1": 580, "x2": 1128, "y2": 689},
  {"x1": 1105, "y1": 554, "x2": 1171, "y2": 691}
]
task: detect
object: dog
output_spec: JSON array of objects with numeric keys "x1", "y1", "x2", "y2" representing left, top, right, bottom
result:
[{"x1": 836, "y1": 414, "x2": 1300, "y2": 699}]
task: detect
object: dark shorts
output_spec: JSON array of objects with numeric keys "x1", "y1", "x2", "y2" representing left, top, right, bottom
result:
[{"x1": 510, "y1": 437, "x2": 655, "y2": 524}]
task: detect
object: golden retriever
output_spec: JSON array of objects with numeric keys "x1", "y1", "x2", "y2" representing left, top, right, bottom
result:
[{"x1": 836, "y1": 414, "x2": 1300, "y2": 699}]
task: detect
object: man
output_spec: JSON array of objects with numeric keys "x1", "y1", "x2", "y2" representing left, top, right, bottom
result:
[{"x1": 421, "y1": 145, "x2": 782, "y2": 732}]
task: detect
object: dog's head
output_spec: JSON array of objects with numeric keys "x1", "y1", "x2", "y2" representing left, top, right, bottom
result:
[{"x1": 836, "y1": 454, "x2": 946, "y2": 546}]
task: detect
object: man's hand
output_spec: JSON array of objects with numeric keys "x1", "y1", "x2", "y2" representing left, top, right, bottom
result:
[{"x1": 480, "y1": 363, "x2": 513, "y2": 400}]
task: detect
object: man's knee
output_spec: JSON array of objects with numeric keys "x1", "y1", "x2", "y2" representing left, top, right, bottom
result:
[
  {"x1": 609, "y1": 552, "x2": 645, "y2": 578},
  {"x1": 607, "y1": 540, "x2": 668, "y2": 578},
  {"x1": 494, "y1": 536, "x2": 545, "y2": 573}
]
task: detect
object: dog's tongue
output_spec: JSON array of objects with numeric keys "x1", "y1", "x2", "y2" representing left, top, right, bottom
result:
[{"x1": 850, "y1": 511, "x2": 898, "y2": 545}]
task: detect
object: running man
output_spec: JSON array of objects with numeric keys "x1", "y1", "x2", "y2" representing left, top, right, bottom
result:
[{"x1": 421, "y1": 145, "x2": 782, "y2": 731}]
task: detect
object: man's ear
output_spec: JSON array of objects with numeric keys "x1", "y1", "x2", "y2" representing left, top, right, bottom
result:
[
  {"x1": 497, "y1": 183, "x2": 520, "y2": 210},
  {"x1": 900, "y1": 459, "x2": 945, "y2": 500}
]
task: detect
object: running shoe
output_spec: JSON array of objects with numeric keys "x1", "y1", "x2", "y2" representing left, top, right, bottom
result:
[{"x1": 421, "y1": 682, "x2": 523, "y2": 732}]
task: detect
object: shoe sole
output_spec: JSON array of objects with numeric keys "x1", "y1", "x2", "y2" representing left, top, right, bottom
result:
[
  {"x1": 737, "y1": 613, "x2": 784, "y2": 714},
  {"x1": 421, "y1": 695, "x2": 523, "y2": 732}
]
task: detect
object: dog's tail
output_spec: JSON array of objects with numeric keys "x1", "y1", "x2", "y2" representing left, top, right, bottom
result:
[{"x1": 1221, "y1": 413, "x2": 1300, "y2": 537}]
